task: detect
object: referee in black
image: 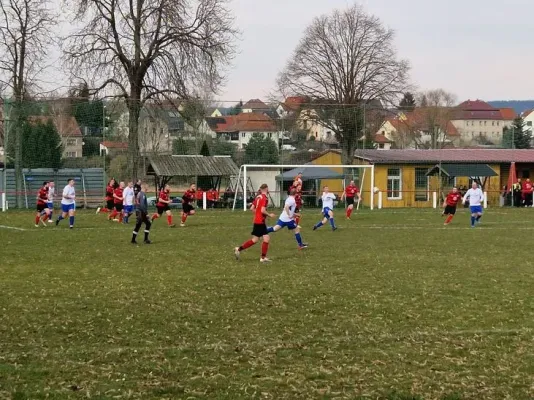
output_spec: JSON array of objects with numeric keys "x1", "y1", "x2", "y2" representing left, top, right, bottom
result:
[{"x1": 131, "y1": 181, "x2": 152, "y2": 244}]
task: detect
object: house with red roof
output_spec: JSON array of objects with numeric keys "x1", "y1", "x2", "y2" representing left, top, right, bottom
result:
[
  {"x1": 450, "y1": 100, "x2": 515, "y2": 146},
  {"x1": 99, "y1": 141, "x2": 128, "y2": 156},
  {"x1": 206, "y1": 113, "x2": 280, "y2": 149},
  {"x1": 29, "y1": 115, "x2": 83, "y2": 158}
]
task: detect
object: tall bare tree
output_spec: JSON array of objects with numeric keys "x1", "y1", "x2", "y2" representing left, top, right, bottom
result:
[
  {"x1": 416, "y1": 89, "x2": 457, "y2": 149},
  {"x1": 0, "y1": 0, "x2": 56, "y2": 207},
  {"x1": 278, "y1": 3, "x2": 409, "y2": 164},
  {"x1": 62, "y1": 0, "x2": 237, "y2": 178}
]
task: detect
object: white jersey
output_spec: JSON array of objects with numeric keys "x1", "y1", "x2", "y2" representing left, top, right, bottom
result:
[
  {"x1": 463, "y1": 188, "x2": 484, "y2": 206},
  {"x1": 123, "y1": 187, "x2": 135, "y2": 206},
  {"x1": 279, "y1": 196, "x2": 297, "y2": 222},
  {"x1": 47, "y1": 187, "x2": 55, "y2": 202},
  {"x1": 61, "y1": 185, "x2": 76, "y2": 205},
  {"x1": 322, "y1": 192, "x2": 336, "y2": 210}
]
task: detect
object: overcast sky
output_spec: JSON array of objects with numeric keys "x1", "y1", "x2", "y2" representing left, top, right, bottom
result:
[{"x1": 219, "y1": 0, "x2": 534, "y2": 105}]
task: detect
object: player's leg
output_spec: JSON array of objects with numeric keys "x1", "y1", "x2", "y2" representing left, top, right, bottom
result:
[
  {"x1": 470, "y1": 207, "x2": 476, "y2": 227},
  {"x1": 291, "y1": 224, "x2": 307, "y2": 249},
  {"x1": 48, "y1": 202, "x2": 53, "y2": 221},
  {"x1": 328, "y1": 209, "x2": 337, "y2": 230},
  {"x1": 56, "y1": 205, "x2": 68, "y2": 225},
  {"x1": 260, "y1": 234, "x2": 271, "y2": 262},
  {"x1": 152, "y1": 206, "x2": 162, "y2": 221},
  {"x1": 234, "y1": 235, "x2": 259, "y2": 259},
  {"x1": 267, "y1": 222, "x2": 282, "y2": 233},
  {"x1": 131, "y1": 212, "x2": 143, "y2": 243},
  {"x1": 35, "y1": 209, "x2": 41, "y2": 227},
  {"x1": 165, "y1": 209, "x2": 175, "y2": 227},
  {"x1": 346, "y1": 204, "x2": 354, "y2": 219},
  {"x1": 41, "y1": 207, "x2": 50, "y2": 224},
  {"x1": 68, "y1": 207, "x2": 75, "y2": 228},
  {"x1": 143, "y1": 214, "x2": 152, "y2": 243},
  {"x1": 313, "y1": 214, "x2": 327, "y2": 230}
]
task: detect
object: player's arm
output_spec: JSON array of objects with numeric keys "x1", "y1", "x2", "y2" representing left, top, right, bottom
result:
[
  {"x1": 340, "y1": 190, "x2": 345, "y2": 200},
  {"x1": 261, "y1": 204, "x2": 275, "y2": 219},
  {"x1": 462, "y1": 190, "x2": 469, "y2": 204},
  {"x1": 356, "y1": 189, "x2": 361, "y2": 201}
]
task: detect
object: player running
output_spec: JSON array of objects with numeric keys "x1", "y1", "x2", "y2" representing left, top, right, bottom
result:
[
  {"x1": 131, "y1": 181, "x2": 152, "y2": 245},
  {"x1": 294, "y1": 183, "x2": 303, "y2": 226},
  {"x1": 108, "y1": 181, "x2": 125, "y2": 222},
  {"x1": 151, "y1": 184, "x2": 175, "y2": 227},
  {"x1": 462, "y1": 182, "x2": 484, "y2": 228},
  {"x1": 97, "y1": 178, "x2": 116, "y2": 214},
  {"x1": 46, "y1": 180, "x2": 55, "y2": 222},
  {"x1": 122, "y1": 182, "x2": 135, "y2": 223},
  {"x1": 56, "y1": 178, "x2": 76, "y2": 229},
  {"x1": 313, "y1": 186, "x2": 337, "y2": 231},
  {"x1": 234, "y1": 184, "x2": 275, "y2": 263},
  {"x1": 341, "y1": 180, "x2": 361, "y2": 220},
  {"x1": 35, "y1": 181, "x2": 50, "y2": 227},
  {"x1": 267, "y1": 188, "x2": 308, "y2": 250},
  {"x1": 442, "y1": 187, "x2": 462, "y2": 225},
  {"x1": 180, "y1": 183, "x2": 196, "y2": 227}
]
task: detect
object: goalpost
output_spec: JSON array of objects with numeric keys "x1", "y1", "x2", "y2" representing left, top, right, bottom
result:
[{"x1": 232, "y1": 164, "x2": 375, "y2": 211}]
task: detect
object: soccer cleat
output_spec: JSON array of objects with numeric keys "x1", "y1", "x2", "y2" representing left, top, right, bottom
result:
[
  {"x1": 444, "y1": 222, "x2": 449, "y2": 226},
  {"x1": 35, "y1": 224, "x2": 39, "y2": 228},
  {"x1": 312, "y1": 226, "x2": 317, "y2": 231},
  {"x1": 180, "y1": 223, "x2": 185, "y2": 227},
  {"x1": 168, "y1": 224, "x2": 176, "y2": 228},
  {"x1": 234, "y1": 247, "x2": 240, "y2": 260},
  {"x1": 131, "y1": 240, "x2": 137, "y2": 245},
  {"x1": 144, "y1": 239, "x2": 152, "y2": 244},
  {"x1": 96, "y1": 207, "x2": 101, "y2": 214},
  {"x1": 55, "y1": 219, "x2": 60, "y2": 226},
  {"x1": 332, "y1": 227, "x2": 338, "y2": 231},
  {"x1": 69, "y1": 226, "x2": 74, "y2": 229},
  {"x1": 297, "y1": 225, "x2": 301, "y2": 229},
  {"x1": 260, "y1": 257, "x2": 272, "y2": 263},
  {"x1": 40, "y1": 220, "x2": 47, "y2": 227},
  {"x1": 113, "y1": 219, "x2": 119, "y2": 222},
  {"x1": 48, "y1": 220, "x2": 54, "y2": 223},
  {"x1": 298, "y1": 244, "x2": 308, "y2": 250}
]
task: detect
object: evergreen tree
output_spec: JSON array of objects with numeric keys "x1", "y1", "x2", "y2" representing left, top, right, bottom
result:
[
  {"x1": 244, "y1": 133, "x2": 279, "y2": 164},
  {"x1": 398, "y1": 92, "x2": 416, "y2": 112},
  {"x1": 21, "y1": 119, "x2": 62, "y2": 168},
  {"x1": 228, "y1": 101, "x2": 243, "y2": 115},
  {"x1": 200, "y1": 140, "x2": 210, "y2": 156},
  {"x1": 503, "y1": 117, "x2": 531, "y2": 149}
]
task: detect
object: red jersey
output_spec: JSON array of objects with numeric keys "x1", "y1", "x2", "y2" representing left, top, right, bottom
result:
[
  {"x1": 446, "y1": 192, "x2": 462, "y2": 207},
  {"x1": 105, "y1": 185, "x2": 114, "y2": 201},
  {"x1": 195, "y1": 190, "x2": 203, "y2": 200},
  {"x1": 182, "y1": 189, "x2": 195, "y2": 205},
  {"x1": 37, "y1": 187, "x2": 48, "y2": 205},
  {"x1": 157, "y1": 190, "x2": 170, "y2": 208},
  {"x1": 345, "y1": 184, "x2": 360, "y2": 198},
  {"x1": 295, "y1": 191, "x2": 303, "y2": 208},
  {"x1": 253, "y1": 193, "x2": 268, "y2": 224},
  {"x1": 113, "y1": 187, "x2": 124, "y2": 204},
  {"x1": 523, "y1": 182, "x2": 533, "y2": 193}
]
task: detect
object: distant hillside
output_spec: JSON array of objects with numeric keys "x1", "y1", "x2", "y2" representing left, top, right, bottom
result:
[{"x1": 488, "y1": 100, "x2": 534, "y2": 115}]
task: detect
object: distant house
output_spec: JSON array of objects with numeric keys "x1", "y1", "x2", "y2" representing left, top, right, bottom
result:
[
  {"x1": 360, "y1": 133, "x2": 393, "y2": 150},
  {"x1": 450, "y1": 100, "x2": 514, "y2": 146},
  {"x1": 276, "y1": 96, "x2": 308, "y2": 118},
  {"x1": 29, "y1": 115, "x2": 83, "y2": 158},
  {"x1": 207, "y1": 113, "x2": 280, "y2": 149},
  {"x1": 100, "y1": 141, "x2": 128, "y2": 156},
  {"x1": 522, "y1": 109, "x2": 534, "y2": 134},
  {"x1": 241, "y1": 99, "x2": 271, "y2": 114}
]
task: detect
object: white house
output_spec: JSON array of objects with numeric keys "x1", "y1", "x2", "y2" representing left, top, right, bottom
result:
[
  {"x1": 522, "y1": 109, "x2": 534, "y2": 134},
  {"x1": 241, "y1": 99, "x2": 271, "y2": 114}
]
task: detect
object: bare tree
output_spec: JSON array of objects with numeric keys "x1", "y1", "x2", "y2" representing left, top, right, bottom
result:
[
  {"x1": 416, "y1": 89, "x2": 457, "y2": 149},
  {"x1": 62, "y1": 0, "x2": 237, "y2": 178},
  {"x1": 278, "y1": 3, "x2": 409, "y2": 164},
  {"x1": 0, "y1": 0, "x2": 56, "y2": 207}
]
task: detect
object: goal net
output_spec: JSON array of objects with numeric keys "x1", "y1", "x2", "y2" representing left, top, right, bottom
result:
[{"x1": 231, "y1": 164, "x2": 375, "y2": 211}]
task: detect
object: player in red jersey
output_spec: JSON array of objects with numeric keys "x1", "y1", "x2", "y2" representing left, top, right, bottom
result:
[
  {"x1": 341, "y1": 180, "x2": 361, "y2": 219},
  {"x1": 442, "y1": 187, "x2": 462, "y2": 225},
  {"x1": 96, "y1": 178, "x2": 116, "y2": 214},
  {"x1": 181, "y1": 183, "x2": 197, "y2": 226},
  {"x1": 234, "y1": 183, "x2": 276, "y2": 263},
  {"x1": 35, "y1": 181, "x2": 50, "y2": 227},
  {"x1": 151, "y1": 184, "x2": 175, "y2": 227},
  {"x1": 294, "y1": 173, "x2": 303, "y2": 188},
  {"x1": 108, "y1": 181, "x2": 125, "y2": 222},
  {"x1": 294, "y1": 184, "x2": 303, "y2": 225}
]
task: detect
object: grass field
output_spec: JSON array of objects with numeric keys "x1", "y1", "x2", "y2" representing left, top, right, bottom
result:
[{"x1": 1, "y1": 207, "x2": 533, "y2": 400}]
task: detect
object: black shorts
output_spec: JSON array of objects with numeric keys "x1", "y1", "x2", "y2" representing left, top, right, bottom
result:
[
  {"x1": 346, "y1": 197, "x2": 355, "y2": 206},
  {"x1": 444, "y1": 205, "x2": 457, "y2": 215},
  {"x1": 251, "y1": 223, "x2": 268, "y2": 237},
  {"x1": 183, "y1": 203, "x2": 194, "y2": 214},
  {"x1": 36, "y1": 203, "x2": 47, "y2": 212},
  {"x1": 114, "y1": 203, "x2": 123, "y2": 212},
  {"x1": 106, "y1": 199, "x2": 114, "y2": 209},
  {"x1": 157, "y1": 204, "x2": 170, "y2": 214}
]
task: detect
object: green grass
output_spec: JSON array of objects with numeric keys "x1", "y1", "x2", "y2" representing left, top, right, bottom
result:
[{"x1": 0, "y1": 207, "x2": 533, "y2": 399}]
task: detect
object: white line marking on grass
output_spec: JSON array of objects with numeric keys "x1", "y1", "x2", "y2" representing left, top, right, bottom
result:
[{"x1": 0, "y1": 225, "x2": 26, "y2": 231}]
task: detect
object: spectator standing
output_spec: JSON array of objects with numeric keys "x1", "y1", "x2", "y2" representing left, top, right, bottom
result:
[
  {"x1": 522, "y1": 178, "x2": 533, "y2": 207},
  {"x1": 513, "y1": 179, "x2": 522, "y2": 207}
]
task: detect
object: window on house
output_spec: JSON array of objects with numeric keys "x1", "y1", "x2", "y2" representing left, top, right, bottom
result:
[
  {"x1": 387, "y1": 168, "x2": 402, "y2": 199},
  {"x1": 230, "y1": 132, "x2": 239, "y2": 141},
  {"x1": 267, "y1": 132, "x2": 272, "y2": 139},
  {"x1": 66, "y1": 138, "x2": 77, "y2": 146},
  {"x1": 66, "y1": 151, "x2": 77, "y2": 158},
  {"x1": 241, "y1": 132, "x2": 246, "y2": 138},
  {"x1": 497, "y1": 121, "x2": 500, "y2": 126},
  {"x1": 160, "y1": 128, "x2": 164, "y2": 136},
  {"x1": 479, "y1": 121, "x2": 482, "y2": 126},
  {"x1": 492, "y1": 121, "x2": 495, "y2": 126},
  {"x1": 414, "y1": 168, "x2": 429, "y2": 201},
  {"x1": 378, "y1": 143, "x2": 384, "y2": 149},
  {"x1": 484, "y1": 121, "x2": 487, "y2": 126},
  {"x1": 303, "y1": 120, "x2": 308, "y2": 129},
  {"x1": 527, "y1": 121, "x2": 533, "y2": 127}
]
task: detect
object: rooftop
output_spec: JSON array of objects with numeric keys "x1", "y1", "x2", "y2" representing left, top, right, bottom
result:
[{"x1": 147, "y1": 155, "x2": 239, "y2": 177}]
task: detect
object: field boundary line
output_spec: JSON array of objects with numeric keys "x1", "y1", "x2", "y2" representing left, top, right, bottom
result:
[{"x1": 0, "y1": 225, "x2": 26, "y2": 231}]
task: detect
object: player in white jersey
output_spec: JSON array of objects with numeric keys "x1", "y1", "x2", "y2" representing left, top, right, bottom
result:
[
  {"x1": 313, "y1": 186, "x2": 337, "y2": 231},
  {"x1": 122, "y1": 182, "x2": 135, "y2": 224},
  {"x1": 56, "y1": 178, "x2": 76, "y2": 229},
  {"x1": 266, "y1": 188, "x2": 308, "y2": 250},
  {"x1": 462, "y1": 182, "x2": 484, "y2": 228},
  {"x1": 46, "y1": 180, "x2": 55, "y2": 222}
]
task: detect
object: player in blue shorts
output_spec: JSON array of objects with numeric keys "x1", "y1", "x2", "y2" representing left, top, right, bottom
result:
[
  {"x1": 56, "y1": 178, "x2": 76, "y2": 229},
  {"x1": 462, "y1": 182, "x2": 484, "y2": 228},
  {"x1": 122, "y1": 182, "x2": 135, "y2": 223},
  {"x1": 267, "y1": 188, "x2": 307, "y2": 250},
  {"x1": 313, "y1": 186, "x2": 337, "y2": 231}
]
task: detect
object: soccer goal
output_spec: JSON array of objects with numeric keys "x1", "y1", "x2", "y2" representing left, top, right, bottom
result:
[{"x1": 231, "y1": 164, "x2": 375, "y2": 211}]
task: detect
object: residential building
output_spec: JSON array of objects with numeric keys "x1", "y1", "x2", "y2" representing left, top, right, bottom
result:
[
  {"x1": 450, "y1": 100, "x2": 514, "y2": 145},
  {"x1": 207, "y1": 113, "x2": 280, "y2": 149},
  {"x1": 241, "y1": 99, "x2": 271, "y2": 114},
  {"x1": 29, "y1": 115, "x2": 83, "y2": 158},
  {"x1": 522, "y1": 109, "x2": 534, "y2": 134},
  {"x1": 99, "y1": 141, "x2": 128, "y2": 156},
  {"x1": 276, "y1": 96, "x2": 308, "y2": 118},
  {"x1": 311, "y1": 148, "x2": 534, "y2": 208}
]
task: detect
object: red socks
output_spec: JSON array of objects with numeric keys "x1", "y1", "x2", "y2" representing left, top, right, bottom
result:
[
  {"x1": 445, "y1": 215, "x2": 453, "y2": 224},
  {"x1": 100, "y1": 208, "x2": 109, "y2": 213},
  {"x1": 295, "y1": 215, "x2": 301, "y2": 225},
  {"x1": 347, "y1": 208, "x2": 353, "y2": 218},
  {"x1": 152, "y1": 213, "x2": 159, "y2": 220},
  {"x1": 181, "y1": 214, "x2": 188, "y2": 224},
  {"x1": 109, "y1": 210, "x2": 117, "y2": 220},
  {"x1": 167, "y1": 215, "x2": 173, "y2": 226},
  {"x1": 239, "y1": 240, "x2": 255, "y2": 251},
  {"x1": 42, "y1": 214, "x2": 49, "y2": 223},
  {"x1": 261, "y1": 242, "x2": 269, "y2": 258},
  {"x1": 35, "y1": 215, "x2": 40, "y2": 225}
]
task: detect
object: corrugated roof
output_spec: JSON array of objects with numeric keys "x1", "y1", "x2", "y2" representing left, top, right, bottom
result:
[
  {"x1": 147, "y1": 155, "x2": 238, "y2": 177},
  {"x1": 426, "y1": 163, "x2": 498, "y2": 177},
  {"x1": 352, "y1": 149, "x2": 534, "y2": 164}
]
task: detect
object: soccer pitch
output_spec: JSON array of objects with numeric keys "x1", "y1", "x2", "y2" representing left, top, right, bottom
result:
[{"x1": 1, "y1": 208, "x2": 533, "y2": 399}]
